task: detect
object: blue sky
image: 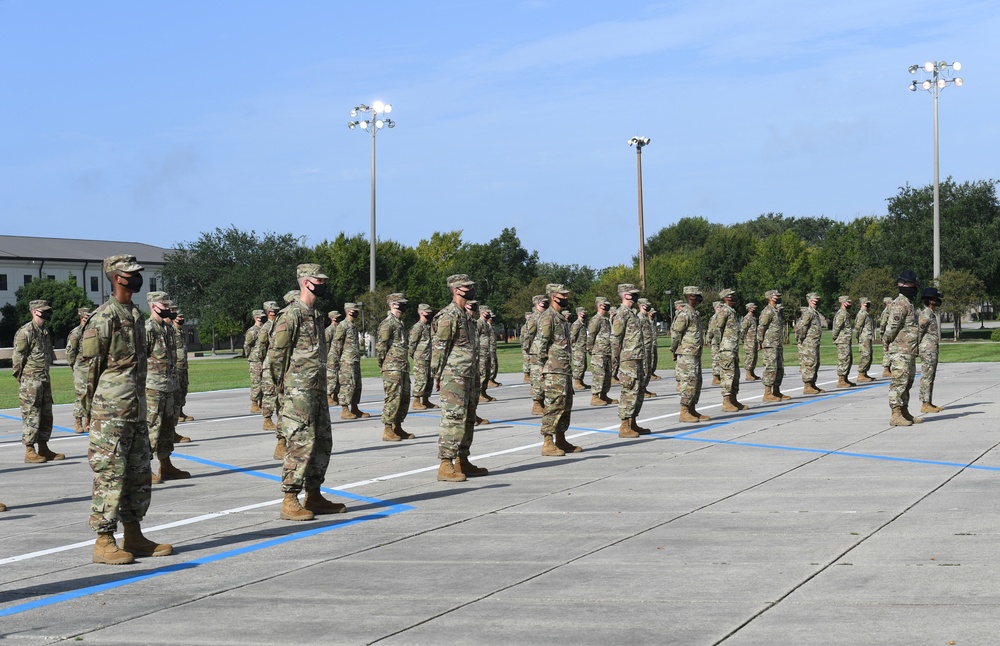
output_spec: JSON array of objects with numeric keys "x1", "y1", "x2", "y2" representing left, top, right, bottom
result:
[{"x1": 2, "y1": 1, "x2": 996, "y2": 267}]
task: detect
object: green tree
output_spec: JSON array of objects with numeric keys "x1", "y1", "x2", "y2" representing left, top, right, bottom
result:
[
  {"x1": 11, "y1": 278, "x2": 95, "y2": 343},
  {"x1": 848, "y1": 267, "x2": 896, "y2": 305},
  {"x1": 312, "y1": 233, "x2": 370, "y2": 310},
  {"x1": 452, "y1": 227, "x2": 539, "y2": 328},
  {"x1": 645, "y1": 216, "x2": 717, "y2": 258},
  {"x1": 938, "y1": 269, "x2": 987, "y2": 341},
  {"x1": 736, "y1": 231, "x2": 813, "y2": 306}
]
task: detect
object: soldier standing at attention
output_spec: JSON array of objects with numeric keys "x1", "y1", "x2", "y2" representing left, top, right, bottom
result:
[
  {"x1": 170, "y1": 310, "x2": 192, "y2": 443},
  {"x1": 714, "y1": 288, "x2": 747, "y2": 412},
  {"x1": 254, "y1": 301, "x2": 280, "y2": 433},
  {"x1": 854, "y1": 297, "x2": 876, "y2": 382},
  {"x1": 797, "y1": 292, "x2": 825, "y2": 394},
  {"x1": 432, "y1": 274, "x2": 488, "y2": 482},
  {"x1": 673, "y1": 299, "x2": 685, "y2": 392},
  {"x1": 648, "y1": 307, "x2": 662, "y2": 381},
  {"x1": 741, "y1": 303, "x2": 759, "y2": 381},
  {"x1": 270, "y1": 264, "x2": 345, "y2": 520},
  {"x1": 879, "y1": 296, "x2": 893, "y2": 377},
  {"x1": 83, "y1": 254, "x2": 172, "y2": 565},
  {"x1": 487, "y1": 310, "x2": 501, "y2": 387},
  {"x1": 521, "y1": 311, "x2": 532, "y2": 383},
  {"x1": 477, "y1": 306, "x2": 496, "y2": 403},
  {"x1": 409, "y1": 304, "x2": 436, "y2": 410},
  {"x1": 13, "y1": 299, "x2": 62, "y2": 463},
  {"x1": 145, "y1": 292, "x2": 189, "y2": 484},
  {"x1": 534, "y1": 284, "x2": 582, "y2": 455},
  {"x1": 525, "y1": 295, "x2": 549, "y2": 415},
  {"x1": 587, "y1": 298, "x2": 616, "y2": 406},
  {"x1": 66, "y1": 307, "x2": 92, "y2": 434},
  {"x1": 884, "y1": 270, "x2": 922, "y2": 426},
  {"x1": 334, "y1": 303, "x2": 369, "y2": 420},
  {"x1": 707, "y1": 301, "x2": 723, "y2": 386},
  {"x1": 609, "y1": 306, "x2": 621, "y2": 383},
  {"x1": 672, "y1": 286, "x2": 709, "y2": 423},
  {"x1": 570, "y1": 306, "x2": 589, "y2": 391},
  {"x1": 831, "y1": 295, "x2": 856, "y2": 388},
  {"x1": 638, "y1": 298, "x2": 657, "y2": 397},
  {"x1": 245, "y1": 309, "x2": 265, "y2": 413},
  {"x1": 758, "y1": 290, "x2": 790, "y2": 402},
  {"x1": 465, "y1": 301, "x2": 490, "y2": 427},
  {"x1": 918, "y1": 287, "x2": 944, "y2": 414},
  {"x1": 324, "y1": 311, "x2": 341, "y2": 406},
  {"x1": 377, "y1": 293, "x2": 414, "y2": 442},
  {"x1": 612, "y1": 283, "x2": 650, "y2": 437}
]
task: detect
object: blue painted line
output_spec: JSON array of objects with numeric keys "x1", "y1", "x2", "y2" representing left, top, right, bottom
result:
[
  {"x1": 0, "y1": 412, "x2": 81, "y2": 436},
  {"x1": 0, "y1": 506, "x2": 410, "y2": 619}
]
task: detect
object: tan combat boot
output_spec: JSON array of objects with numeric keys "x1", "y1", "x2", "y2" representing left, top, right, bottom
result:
[
  {"x1": 475, "y1": 416, "x2": 490, "y2": 426},
  {"x1": 0, "y1": 502, "x2": 6, "y2": 512},
  {"x1": 93, "y1": 533, "x2": 134, "y2": 565},
  {"x1": 304, "y1": 489, "x2": 347, "y2": 514},
  {"x1": 679, "y1": 404, "x2": 701, "y2": 423},
  {"x1": 901, "y1": 406, "x2": 923, "y2": 424},
  {"x1": 122, "y1": 521, "x2": 172, "y2": 557},
  {"x1": 173, "y1": 432, "x2": 191, "y2": 444},
  {"x1": 773, "y1": 386, "x2": 791, "y2": 400},
  {"x1": 803, "y1": 382, "x2": 822, "y2": 395},
  {"x1": 382, "y1": 424, "x2": 402, "y2": 442},
  {"x1": 251, "y1": 401, "x2": 262, "y2": 413},
  {"x1": 733, "y1": 395, "x2": 749, "y2": 411},
  {"x1": 437, "y1": 459, "x2": 467, "y2": 482},
  {"x1": 280, "y1": 493, "x2": 315, "y2": 521},
  {"x1": 882, "y1": 367, "x2": 892, "y2": 377},
  {"x1": 692, "y1": 407, "x2": 711, "y2": 421},
  {"x1": 350, "y1": 405, "x2": 370, "y2": 419},
  {"x1": 422, "y1": 396, "x2": 437, "y2": 409},
  {"x1": 921, "y1": 402, "x2": 944, "y2": 413},
  {"x1": 712, "y1": 375, "x2": 721, "y2": 386},
  {"x1": 340, "y1": 406, "x2": 358, "y2": 420},
  {"x1": 889, "y1": 406, "x2": 912, "y2": 426},
  {"x1": 24, "y1": 445, "x2": 48, "y2": 464},
  {"x1": 159, "y1": 457, "x2": 191, "y2": 481},
  {"x1": 74, "y1": 417, "x2": 86, "y2": 434},
  {"x1": 412, "y1": 396, "x2": 427, "y2": 410},
  {"x1": 630, "y1": 418, "x2": 651, "y2": 435},
  {"x1": 531, "y1": 400, "x2": 545, "y2": 415},
  {"x1": 837, "y1": 376, "x2": 855, "y2": 388},
  {"x1": 602, "y1": 394, "x2": 619, "y2": 405},
  {"x1": 650, "y1": 373, "x2": 661, "y2": 381},
  {"x1": 457, "y1": 456, "x2": 489, "y2": 477},
  {"x1": 856, "y1": 372, "x2": 875, "y2": 383},
  {"x1": 590, "y1": 394, "x2": 607, "y2": 406},
  {"x1": 762, "y1": 385, "x2": 782, "y2": 403},
  {"x1": 541, "y1": 434, "x2": 566, "y2": 456},
  {"x1": 555, "y1": 431, "x2": 583, "y2": 453},
  {"x1": 479, "y1": 392, "x2": 495, "y2": 403},
  {"x1": 272, "y1": 436, "x2": 286, "y2": 461},
  {"x1": 618, "y1": 419, "x2": 640, "y2": 438},
  {"x1": 644, "y1": 389, "x2": 657, "y2": 398},
  {"x1": 37, "y1": 442, "x2": 65, "y2": 461},
  {"x1": 721, "y1": 394, "x2": 739, "y2": 412},
  {"x1": 488, "y1": 379, "x2": 502, "y2": 387},
  {"x1": 264, "y1": 415, "x2": 279, "y2": 429},
  {"x1": 393, "y1": 423, "x2": 415, "y2": 440},
  {"x1": 573, "y1": 379, "x2": 588, "y2": 391}
]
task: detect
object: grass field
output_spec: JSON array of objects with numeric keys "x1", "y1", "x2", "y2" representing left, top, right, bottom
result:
[{"x1": 3, "y1": 335, "x2": 999, "y2": 410}]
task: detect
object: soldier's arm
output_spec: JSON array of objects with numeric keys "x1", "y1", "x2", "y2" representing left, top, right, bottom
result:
[
  {"x1": 376, "y1": 320, "x2": 391, "y2": 368},
  {"x1": 536, "y1": 315, "x2": 553, "y2": 366},
  {"x1": 270, "y1": 312, "x2": 296, "y2": 389},
  {"x1": 669, "y1": 313, "x2": 686, "y2": 355},
  {"x1": 408, "y1": 324, "x2": 420, "y2": 359},
  {"x1": 430, "y1": 313, "x2": 454, "y2": 381},
  {"x1": 65, "y1": 330, "x2": 79, "y2": 368},
  {"x1": 79, "y1": 316, "x2": 110, "y2": 417},
  {"x1": 11, "y1": 328, "x2": 28, "y2": 381},
  {"x1": 917, "y1": 309, "x2": 931, "y2": 342},
  {"x1": 331, "y1": 324, "x2": 345, "y2": 362},
  {"x1": 883, "y1": 305, "x2": 904, "y2": 344},
  {"x1": 586, "y1": 317, "x2": 599, "y2": 353}
]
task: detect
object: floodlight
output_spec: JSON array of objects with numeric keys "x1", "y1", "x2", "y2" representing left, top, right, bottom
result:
[
  {"x1": 953, "y1": 61, "x2": 962, "y2": 71},
  {"x1": 383, "y1": 104, "x2": 392, "y2": 114},
  {"x1": 924, "y1": 61, "x2": 935, "y2": 72},
  {"x1": 360, "y1": 121, "x2": 369, "y2": 129},
  {"x1": 922, "y1": 80, "x2": 932, "y2": 90},
  {"x1": 954, "y1": 77, "x2": 963, "y2": 87},
  {"x1": 375, "y1": 119, "x2": 384, "y2": 128},
  {"x1": 349, "y1": 121, "x2": 356, "y2": 129},
  {"x1": 908, "y1": 65, "x2": 919, "y2": 74},
  {"x1": 350, "y1": 109, "x2": 358, "y2": 117},
  {"x1": 372, "y1": 101, "x2": 385, "y2": 112}
]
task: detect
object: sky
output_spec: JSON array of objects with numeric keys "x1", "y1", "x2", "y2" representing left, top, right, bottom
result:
[{"x1": 2, "y1": 0, "x2": 997, "y2": 268}]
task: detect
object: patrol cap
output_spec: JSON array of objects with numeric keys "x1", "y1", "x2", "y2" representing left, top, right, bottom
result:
[
  {"x1": 806, "y1": 292, "x2": 820, "y2": 300},
  {"x1": 719, "y1": 288, "x2": 736, "y2": 298},
  {"x1": 387, "y1": 292, "x2": 408, "y2": 305},
  {"x1": 147, "y1": 291, "x2": 173, "y2": 306},
  {"x1": 296, "y1": 263, "x2": 328, "y2": 280},
  {"x1": 576, "y1": 307, "x2": 586, "y2": 314},
  {"x1": 29, "y1": 299, "x2": 52, "y2": 312},
  {"x1": 682, "y1": 286, "x2": 702, "y2": 296},
  {"x1": 674, "y1": 300, "x2": 685, "y2": 308},
  {"x1": 77, "y1": 307, "x2": 91, "y2": 317},
  {"x1": 765, "y1": 289, "x2": 782, "y2": 299},
  {"x1": 253, "y1": 309, "x2": 265, "y2": 319},
  {"x1": 263, "y1": 301, "x2": 279, "y2": 312},
  {"x1": 283, "y1": 290, "x2": 299, "y2": 304},
  {"x1": 103, "y1": 254, "x2": 143, "y2": 276},
  {"x1": 447, "y1": 273, "x2": 475, "y2": 288},
  {"x1": 637, "y1": 298, "x2": 650, "y2": 306},
  {"x1": 649, "y1": 308, "x2": 657, "y2": 314},
  {"x1": 418, "y1": 303, "x2": 433, "y2": 313},
  {"x1": 546, "y1": 283, "x2": 570, "y2": 295},
  {"x1": 746, "y1": 302, "x2": 757, "y2": 310},
  {"x1": 466, "y1": 299, "x2": 479, "y2": 309},
  {"x1": 532, "y1": 294, "x2": 549, "y2": 305},
  {"x1": 838, "y1": 295, "x2": 852, "y2": 304},
  {"x1": 713, "y1": 301, "x2": 723, "y2": 308},
  {"x1": 922, "y1": 287, "x2": 943, "y2": 301},
  {"x1": 618, "y1": 283, "x2": 640, "y2": 294},
  {"x1": 175, "y1": 309, "x2": 185, "y2": 320},
  {"x1": 898, "y1": 269, "x2": 918, "y2": 283},
  {"x1": 858, "y1": 297, "x2": 870, "y2": 305},
  {"x1": 344, "y1": 302, "x2": 360, "y2": 312},
  {"x1": 596, "y1": 297, "x2": 610, "y2": 307},
  {"x1": 327, "y1": 310, "x2": 340, "y2": 320}
]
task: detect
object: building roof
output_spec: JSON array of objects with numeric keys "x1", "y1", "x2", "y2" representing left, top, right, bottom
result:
[{"x1": 0, "y1": 235, "x2": 172, "y2": 265}]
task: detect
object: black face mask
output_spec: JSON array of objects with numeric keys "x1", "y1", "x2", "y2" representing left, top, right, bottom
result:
[
  {"x1": 119, "y1": 273, "x2": 143, "y2": 293},
  {"x1": 158, "y1": 308, "x2": 175, "y2": 320},
  {"x1": 307, "y1": 282, "x2": 327, "y2": 297},
  {"x1": 349, "y1": 310, "x2": 359, "y2": 318},
  {"x1": 39, "y1": 310, "x2": 53, "y2": 321},
  {"x1": 774, "y1": 298, "x2": 782, "y2": 306},
  {"x1": 554, "y1": 298, "x2": 569, "y2": 308},
  {"x1": 900, "y1": 285, "x2": 919, "y2": 300},
  {"x1": 397, "y1": 304, "x2": 408, "y2": 313}
]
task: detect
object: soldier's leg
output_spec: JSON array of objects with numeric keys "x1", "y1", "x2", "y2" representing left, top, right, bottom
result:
[
  {"x1": 351, "y1": 364, "x2": 363, "y2": 407},
  {"x1": 36, "y1": 380, "x2": 54, "y2": 444},
  {"x1": 902, "y1": 359, "x2": 916, "y2": 409},
  {"x1": 337, "y1": 365, "x2": 354, "y2": 407},
  {"x1": 304, "y1": 402, "x2": 333, "y2": 490},
  {"x1": 719, "y1": 351, "x2": 737, "y2": 396},
  {"x1": 381, "y1": 372, "x2": 401, "y2": 426},
  {"x1": 616, "y1": 360, "x2": 640, "y2": 419},
  {"x1": 920, "y1": 352, "x2": 938, "y2": 404},
  {"x1": 676, "y1": 355, "x2": 696, "y2": 406},
  {"x1": 146, "y1": 390, "x2": 170, "y2": 461},
  {"x1": 888, "y1": 353, "x2": 909, "y2": 408},
  {"x1": 412, "y1": 361, "x2": 428, "y2": 398},
  {"x1": 438, "y1": 378, "x2": 468, "y2": 460},
  {"x1": 540, "y1": 373, "x2": 564, "y2": 437},
  {"x1": 119, "y1": 421, "x2": 153, "y2": 524},
  {"x1": 18, "y1": 377, "x2": 42, "y2": 446},
  {"x1": 858, "y1": 341, "x2": 872, "y2": 375},
  {"x1": 530, "y1": 363, "x2": 543, "y2": 401},
  {"x1": 280, "y1": 409, "x2": 313, "y2": 494},
  {"x1": 398, "y1": 372, "x2": 411, "y2": 424},
  {"x1": 73, "y1": 371, "x2": 88, "y2": 424},
  {"x1": 90, "y1": 420, "x2": 153, "y2": 532},
  {"x1": 882, "y1": 341, "x2": 891, "y2": 374}
]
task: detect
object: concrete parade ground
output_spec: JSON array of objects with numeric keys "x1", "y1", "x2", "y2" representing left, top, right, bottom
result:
[{"x1": 2, "y1": 362, "x2": 999, "y2": 645}]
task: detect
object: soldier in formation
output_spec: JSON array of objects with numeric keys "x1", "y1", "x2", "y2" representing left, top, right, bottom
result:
[
  {"x1": 758, "y1": 290, "x2": 790, "y2": 402},
  {"x1": 879, "y1": 296, "x2": 893, "y2": 377},
  {"x1": 12, "y1": 299, "x2": 62, "y2": 463},
  {"x1": 145, "y1": 291, "x2": 189, "y2": 484},
  {"x1": 534, "y1": 284, "x2": 582, "y2": 455},
  {"x1": 612, "y1": 283, "x2": 650, "y2": 437},
  {"x1": 918, "y1": 287, "x2": 944, "y2": 414},
  {"x1": 465, "y1": 300, "x2": 490, "y2": 426},
  {"x1": 66, "y1": 307, "x2": 92, "y2": 434},
  {"x1": 333, "y1": 302, "x2": 369, "y2": 420},
  {"x1": 477, "y1": 306, "x2": 496, "y2": 402},
  {"x1": 173, "y1": 310, "x2": 193, "y2": 425},
  {"x1": 487, "y1": 310, "x2": 501, "y2": 387},
  {"x1": 831, "y1": 295, "x2": 855, "y2": 388},
  {"x1": 521, "y1": 310, "x2": 532, "y2": 383},
  {"x1": 672, "y1": 286, "x2": 709, "y2": 423},
  {"x1": 741, "y1": 302, "x2": 759, "y2": 381},
  {"x1": 525, "y1": 294, "x2": 548, "y2": 415},
  {"x1": 797, "y1": 292, "x2": 825, "y2": 394},
  {"x1": 638, "y1": 298, "x2": 657, "y2": 397},
  {"x1": 253, "y1": 301, "x2": 280, "y2": 432},
  {"x1": 883, "y1": 270, "x2": 922, "y2": 426},
  {"x1": 854, "y1": 297, "x2": 876, "y2": 382},
  {"x1": 377, "y1": 293, "x2": 415, "y2": 442},
  {"x1": 324, "y1": 310, "x2": 341, "y2": 406},
  {"x1": 570, "y1": 306, "x2": 588, "y2": 391},
  {"x1": 245, "y1": 309, "x2": 265, "y2": 413},
  {"x1": 587, "y1": 297, "x2": 616, "y2": 406},
  {"x1": 713, "y1": 288, "x2": 747, "y2": 412},
  {"x1": 409, "y1": 303, "x2": 436, "y2": 410},
  {"x1": 707, "y1": 301, "x2": 723, "y2": 386}
]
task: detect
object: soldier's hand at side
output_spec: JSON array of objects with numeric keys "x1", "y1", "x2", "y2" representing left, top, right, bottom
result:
[{"x1": 435, "y1": 379, "x2": 441, "y2": 392}]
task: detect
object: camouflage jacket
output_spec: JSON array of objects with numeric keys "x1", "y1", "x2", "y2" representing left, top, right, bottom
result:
[
  {"x1": 706, "y1": 313, "x2": 720, "y2": 349},
  {"x1": 271, "y1": 299, "x2": 327, "y2": 393},
  {"x1": 757, "y1": 304, "x2": 784, "y2": 349},
  {"x1": 570, "y1": 318, "x2": 587, "y2": 354},
  {"x1": 332, "y1": 319, "x2": 362, "y2": 366},
  {"x1": 796, "y1": 306, "x2": 823, "y2": 347},
  {"x1": 885, "y1": 294, "x2": 919, "y2": 356},
  {"x1": 878, "y1": 306, "x2": 892, "y2": 340},
  {"x1": 488, "y1": 321, "x2": 497, "y2": 355},
  {"x1": 250, "y1": 320, "x2": 273, "y2": 364},
  {"x1": 244, "y1": 324, "x2": 260, "y2": 360},
  {"x1": 66, "y1": 323, "x2": 84, "y2": 368},
  {"x1": 408, "y1": 320, "x2": 432, "y2": 363},
  {"x1": 12, "y1": 321, "x2": 55, "y2": 382},
  {"x1": 671, "y1": 305, "x2": 704, "y2": 356},
  {"x1": 612, "y1": 304, "x2": 645, "y2": 362},
  {"x1": 918, "y1": 307, "x2": 939, "y2": 354},
  {"x1": 642, "y1": 316, "x2": 657, "y2": 351},
  {"x1": 81, "y1": 298, "x2": 148, "y2": 422},
  {"x1": 174, "y1": 324, "x2": 188, "y2": 370},
  {"x1": 522, "y1": 311, "x2": 541, "y2": 356},
  {"x1": 534, "y1": 307, "x2": 572, "y2": 375},
  {"x1": 854, "y1": 309, "x2": 874, "y2": 343},
  {"x1": 740, "y1": 313, "x2": 757, "y2": 347},
  {"x1": 587, "y1": 312, "x2": 612, "y2": 356},
  {"x1": 431, "y1": 301, "x2": 477, "y2": 380},
  {"x1": 713, "y1": 304, "x2": 740, "y2": 352},
  {"x1": 145, "y1": 317, "x2": 178, "y2": 392},
  {"x1": 477, "y1": 318, "x2": 491, "y2": 353},
  {"x1": 831, "y1": 308, "x2": 852, "y2": 346},
  {"x1": 377, "y1": 313, "x2": 409, "y2": 373}
]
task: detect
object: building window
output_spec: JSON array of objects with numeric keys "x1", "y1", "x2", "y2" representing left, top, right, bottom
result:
[
  {"x1": 150, "y1": 277, "x2": 158, "y2": 292},
  {"x1": 90, "y1": 276, "x2": 99, "y2": 292},
  {"x1": 24, "y1": 275, "x2": 32, "y2": 286},
  {"x1": 0, "y1": 274, "x2": 7, "y2": 291},
  {"x1": 47, "y1": 274, "x2": 55, "y2": 281}
]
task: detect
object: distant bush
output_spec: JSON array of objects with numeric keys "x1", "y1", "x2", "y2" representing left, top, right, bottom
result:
[{"x1": 992, "y1": 329, "x2": 1000, "y2": 342}]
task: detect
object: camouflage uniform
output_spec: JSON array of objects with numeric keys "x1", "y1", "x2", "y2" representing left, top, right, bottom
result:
[
  {"x1": 377, "y1": 295, "x2": 411, "y2": 428},
  {"x1": 333, "y1": 309, "x2": 364, "y2": 410},
  {"x1": 432, "y1": 281, "x2": 478, "y2": 462},
  {"x1": 831, "y1": 296, "x2": 854, "y2": 385},
  {"x1": 609, "y1": 307, "x2": 621, "y2": 381},
  {"x1": 477, "y1": 312, "x2": 494, "y2": 399},
  {"x1": 796, "y1": 294, "x2": 823, "y2": 387},
  {"x1": 488, "y1": 314, "x2": 500, "y2": 384},
  {"x1": 854, "y1": 298, "x2": 875, "y2": 380},
  {"x1": 172, "y1": 314, "x2": 189, "y2": 421},
  {"x1": 521, "y1": 311, "x2": 533, "y2": 382},
  {"x1": 12, "y1": 309, "x2": 56, "y2": 447},
  {"x1": 570, "y1": 308, "x2": 588, "y2": 385},
  {"x1": 671, "y1": 289, "x2": 705, "y2": 414},
  {"x1": 145, "y1": 293, "x2": 179, "y2": 462},
  {"x1": 252, "y1": 303, "x2": 279, "y2": 424},
  {"x1": 81, "y1": 256, "x2": 153, "y2": 534},
  {"x1": 879, "y1": 296, "x2": 893, "y2": 375},
  {"x1": 712, "y1": 290, "x2": 742, "y2": 407},
  {"x1": 918, "y1": 288, "x2": 942, "y2": 410},
  {"x1": 245, "y1": 312, "x2": 264, "y2": 410},
  {"x1": 588, "y1": 298, "x2": 613, "y2": 402},
  {"x1": 534, "y1": 287, "x2": 574, "y2": 444},
  {"x1": 525, "y1": 296, "x2": 548, "y2": 408},
  {"x1": 885, "y1": 291, "x2": 919, "y2": 411},
  {"x1": 612, "y1": 285, "x2": 646, "y2": 422},
  {"x1": 409, "y1": 307, "x2": 434, "y2": 400},
  {"x1": 757, "y1": 291, "x2": 786, "y2": 397},
  {"x1": 66, "y1": 308, "x2": 92, "y2": 428},
  {"x1": 648, "y1": 309, "x2": 660, "y2": 380},
  {"x1": 740, "y1": 304, "x2": 758, "y2": 379},
  {"x1": 638, "y1": 299, "x2": 656, "y2": 391}
]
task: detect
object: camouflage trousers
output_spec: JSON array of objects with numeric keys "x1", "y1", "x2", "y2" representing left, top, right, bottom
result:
[
  {"x1": 643, "y1": 349, "x2": 654, "y2": 387},
  {"x1": 761, "y1": 345, "x2": 785, "y2": 388},
  {"x1": 145, "y1": 389, "x2": 177, "y2": 461},
  {"x1": 888, "y1": 353, "x2": 916, "y2": 408},
  {"x1": 338, "y1": 361, "x2": 362, "y2": 408},
  {"x1": 479, "y1": 353, "x2": 493, "y2": 394},
  {"x1": 835, "y1": 342, "x2": 853, "y2": 377},
  {"x1": 744, "y1": 343, "x2": 758, "y2": 374},
  {"x1": 280, "y1": 388, "x2": 332, "y2": 493},
  {"x1": 522, "y1": 348, "x2": 531, "y2": 378},
  {"x1": 711, "y1": 345, "x2": 721, "y2": 379},
  {"x1": 541, "y1": 372, "x2": 573, "y2": 437},
  {"x1": 651, "y1": 344, "x2": 659, "y2": 376},
  {"x1": 799, "y1": 343, "x2": 820, "y2": 383},
  {"x1": 381, "y1": 370, "x2": 411, "y2": 425},
  {"x1": 437, "y1": 373, "x2": 476, "y2": 460},
  {"x1": 412, "y1": 358, "x2": 432, "y2": 398},
  {"x1": 326, "y1": 361, "x2": 340, "y2": 401},
  {"x1": 572, "y1": 349, "x2": 587, "y2": 381},
  {"x1": 718, "y1": 350, "x2": 740, "y2": 396},
  {"x1": 882, "y1": 340, "x2": 890, "y2": 370},
  {"x1": 88, "y1": 418, "x2": 152, "y2": 533},
  {"x1": 18, "y1": 377, "x2": 53, "y2": 445},
  {"x1": 249, "y1": 361, "x2": 263, "y2": 408},
  {"x1": 858, "y1": 339, "x2": 873, "y2": 375},
  {"x1": 590, "y1": 354, "x2": 611, "y2": 398},
  {"x1": 175, "y1": 368, "x2": 189, "y2": 412},
  {"x1": 261, "y1": 370, "x2": 279, "y2": 418},
  {"x1": 529, "y1": 360, "x2": 543, "y2": 402},
  {"x1": 920, "y1": 348, "x2": 939, "y2": 404},
  {"x1": 617, "y1": 359, "x2": 646, "y2": 420},
  {"x1": 490, "y1": 351, "x2": 499, "y2": 380},
  {"x1": 675, "y1": 354, "x2": 703, "y2": 407},
  {"x1": 72, "y1": 363, "x2": 89, "y2": 420}
]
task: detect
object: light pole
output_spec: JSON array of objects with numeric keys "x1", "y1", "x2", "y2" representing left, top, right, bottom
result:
[
  {"x1": 908, "y1": 61, "x2": 963, "y2": 286},
  {"x1": 629, "y1": 136, "x2": 650, "y2": 291},
  {"x1": 349, "y1": 101, "x2": 395, "y2": 292}
]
